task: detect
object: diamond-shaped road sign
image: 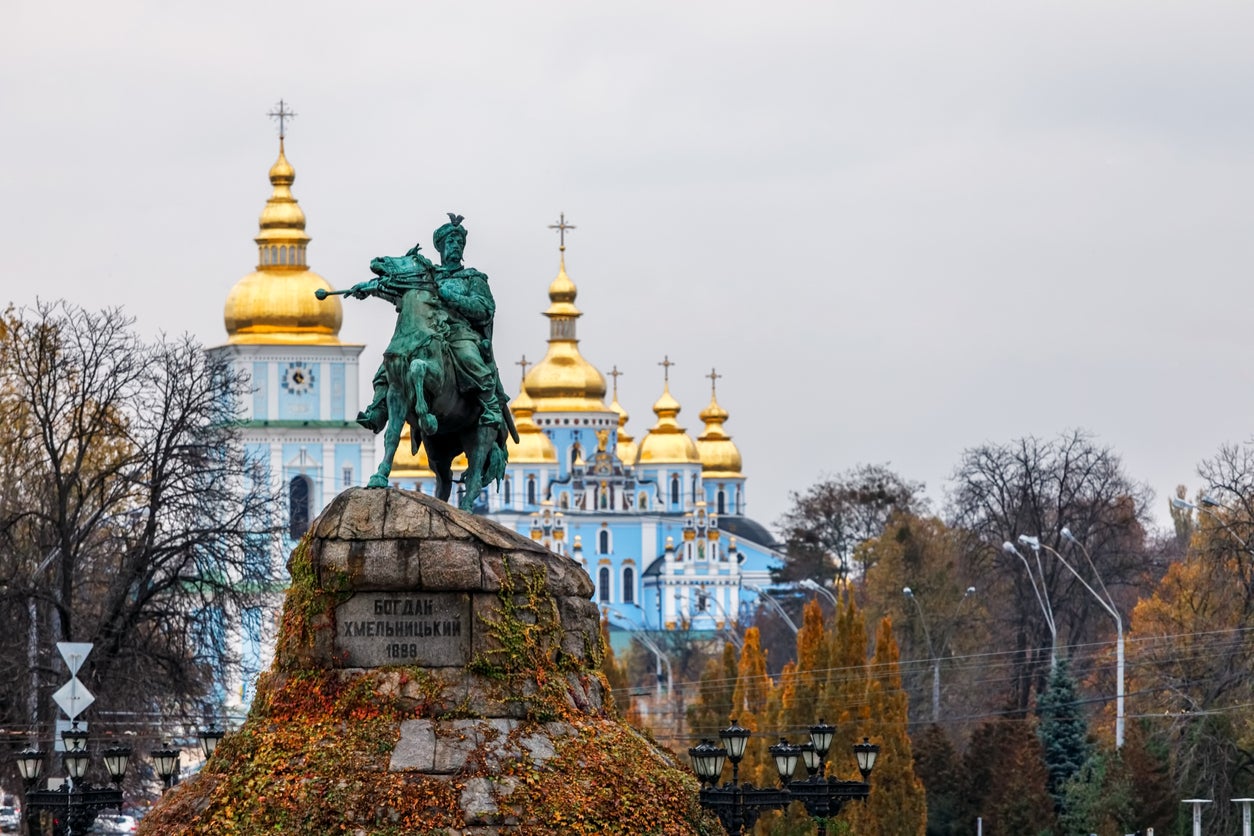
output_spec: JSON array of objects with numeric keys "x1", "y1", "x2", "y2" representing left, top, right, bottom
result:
[
  {"x1": 57, "y1": 642, "x2": 93, "y2": 676},
  {"x1": 53, "y1": 677, "x2": 95, "y2": 721},
  {"x1": 53, "y1": 642, "x2": 96, "y2": 721}
]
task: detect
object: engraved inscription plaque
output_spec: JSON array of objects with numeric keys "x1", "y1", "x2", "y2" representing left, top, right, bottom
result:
[{"x1": 335, "y1": 592, "x2": 471, "y2": 668}]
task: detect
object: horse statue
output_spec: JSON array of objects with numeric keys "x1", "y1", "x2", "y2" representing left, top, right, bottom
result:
[{"x1": 317, "y1": 217, "x2": 517, "y2": 512}]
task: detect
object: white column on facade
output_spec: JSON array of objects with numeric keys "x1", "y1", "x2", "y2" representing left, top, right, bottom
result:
[
  {"x1": 319, "y1": 361, "x2": 332, "y2": 420},
  {"x1": 268, "y1": 361, "x2": 280, "y2": 419},
  {"x1": 345, "y1": 355, "x2": 360, "y2": 419},
  {"x1": 321, "y1": 440, "x2": 335, "y2": 510}
]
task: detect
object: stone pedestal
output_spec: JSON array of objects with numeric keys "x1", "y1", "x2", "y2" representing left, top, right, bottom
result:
[{"x1": 138, "y1": 488, "x2": 713, "y2": 835}]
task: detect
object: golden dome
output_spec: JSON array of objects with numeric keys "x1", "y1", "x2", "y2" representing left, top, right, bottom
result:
[
  {"x1": 507, "y1": 382, "x2": 558, "y2": 464},
  {"x1": 523, "y1": 252, "x2": 608, "y2": 412},
  {"x1": 637, "y1": 379, "x2": 700, "y2": 465},
  {"x1": 390, "y1": 423, "x2": 468, "y2": 477},
  {"x1": 607, "y1": 366, "x2": 637, "y2": 465},
  {"x1": 223, "y1": 139, "x2": 343, "y2": 345},
  {"x1": 696, "y1": 375, "x2": 743, "y2": 477},
  {"x1": 390, "y1": 424, "x2": 435, "y2": 478}
]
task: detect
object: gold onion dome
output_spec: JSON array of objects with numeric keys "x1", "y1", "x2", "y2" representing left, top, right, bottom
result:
[
  {"x1": 523, "y1": 253, "x2": 608, "y2": 412},
  {"x1": 223, "y1": 139, "x2": 342, "y2": 344},
  {"x1": 391, "y1": 423, "x2": 468, "y2": 476},
  {"x1": 697, "y1": 379, "x2": 743, "y2": 477},
  {"x1": 611, "y1": 396, "x2": 638, "y2": 465},
  {"x1": 637, "y1": 381, "x2": 700, "y2": 465},
  {"x1": 390, "y1": 424, "x2": 435, "y2": 478},
  {"x1": 609, "y1": 370, "x2": 638, "y2": 465},
  {"x1": 508, "y1": 382, "x2": 558, "y2": 464}
]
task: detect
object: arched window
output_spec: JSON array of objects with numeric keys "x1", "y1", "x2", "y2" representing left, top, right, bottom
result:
[
  {"x1": 622, "y1": 567, "x2": 635, "y2": 604},
  {"x1": 736, "y1": 486, "x2": 743, "y2": 514},
  {"x1": 288, "y1": 475, "x2": 312, "y2": 540},
  {"x1": 598, "y1": 529, "x2": 610, "y2": 554},
  {"x1": 598, "y1": 567, "x2": 611, "y2": 603},
  {"x1": 504, "y1": 477, "x2": 512, "y2": 506},
  {"x1": 670, "y1": 475, "x2": 680, "y2": 505},
  {"x1": 527, "y1": 475, "x2": 537, "y2": 505},
  {"x1": 717, "y1": 489, "x2": 726, "y2": 515},
  {"x1": 638, "y1": 491, "x2": 648, "y2": 510},
  {"x1": 559, "y1": 493, "x2": 569, "y2": 509}
]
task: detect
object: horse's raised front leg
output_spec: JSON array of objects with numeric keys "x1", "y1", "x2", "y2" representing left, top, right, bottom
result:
[
  {"x1": 367, "y1": 357, "x2": 408, "y2": 488},
  {"x1": 409, "y1": 357, "x2": 437, "y2": 436}
]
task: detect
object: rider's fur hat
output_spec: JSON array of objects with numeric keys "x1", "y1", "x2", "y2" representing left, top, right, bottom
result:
[{"x1": 433, "y1": 213, "x2": 467, "y2": 253}]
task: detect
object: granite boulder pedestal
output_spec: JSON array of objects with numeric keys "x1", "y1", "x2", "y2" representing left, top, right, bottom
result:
[{"x1": 138, "y1": 488, "x2": 716, "y2": 836}]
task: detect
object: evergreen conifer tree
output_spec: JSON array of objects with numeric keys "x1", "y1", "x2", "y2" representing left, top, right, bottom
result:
[{"x1": 1037, "y1": 658, "x2": 1091, "y2": 812}]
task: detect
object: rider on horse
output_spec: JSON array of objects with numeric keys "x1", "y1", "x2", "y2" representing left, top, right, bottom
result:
[{"x1": 357, "y1": 215, "x2": 506, "y2": 439}]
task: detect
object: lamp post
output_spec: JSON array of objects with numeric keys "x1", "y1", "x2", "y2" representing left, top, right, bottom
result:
[
  {"x1": 1017, "y1": 531, "x2": 1125, "y2": 748},
  {"x1": 1234, "y1": 798, "x2": 1254, "y2": 836},
  {"x1": 199, "y1": 721, "x2": 225, "y2": 760},
  {"x1": 1182, "y1": 799, "x2": 1211, "y2": 836},
  {"x1": 151, "y1": 743, "x2": 182, "y2": 791},
  {"x1": 689, "y1": 718, "x2": 879, "y2": 836},
  {"x1": 742, "y1": 584, "x2": 799, "y2": 635},
  {"x1": 15, "y1": 723, "x2": 132, "y2": 836},
  {"x1": 902, "y1": 585, "x2": 976, "y2": 724},
  {"x1": 798, "y1": 578, "x2": 840, "y2": 610},
  {"x1": 1001, "y1": 540, "x2": 1058, "y2": 670}
]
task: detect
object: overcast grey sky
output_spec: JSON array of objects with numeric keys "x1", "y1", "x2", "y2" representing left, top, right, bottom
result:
[{"x1": 4, "y1": 1, "x2": 1254, "y2": 533}]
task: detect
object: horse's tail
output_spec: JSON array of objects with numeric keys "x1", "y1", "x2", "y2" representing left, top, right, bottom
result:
[{"x1": 485, "y1": 442, "x2": 508, "y2": 487}]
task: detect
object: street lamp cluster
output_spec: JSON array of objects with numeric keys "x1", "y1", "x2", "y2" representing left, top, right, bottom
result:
[
  {"x1": 14, "y1": 722, "x2": 227, "y2": 834},
  {"x1": 689, "y1": 719, "x2": 879, "y2": 836}
]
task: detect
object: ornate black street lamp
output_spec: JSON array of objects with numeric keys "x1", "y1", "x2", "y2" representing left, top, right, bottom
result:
[
  {"x1": 689, "y1": 718, "x2": 880, "y2": 836},
  {"x1": 151, "y1": 743, "x2": 181, "y2": 791},
  {"x1": 199, "y1": 721, "x2": 225, "y2": 759},
  {"x1": 14, "y1": 723, "x2": 131, "y2": 836}
]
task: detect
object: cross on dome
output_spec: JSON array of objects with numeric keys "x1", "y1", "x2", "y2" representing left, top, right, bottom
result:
[
  {"x1": 268, "y1": 99, "x2": 297, "y2": 139},
  {"x1": 548, "y1": 212, "x2": 576, "y2": 250},
  {"x1": 706, "y1": 367, "x2": 722, "y2": 396},
  {"x1": 658, "y1": 355, "x2": 675, "y2": 383},
  {"x1": 609, "y1": 365, "x2": 623, "y2": 399}
]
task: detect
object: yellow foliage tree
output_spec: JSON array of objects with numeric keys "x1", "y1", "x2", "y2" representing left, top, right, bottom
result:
[
  {"x1": 847, "y1": 616, "x2": 927, "y2": 835},
  {"x1": 732, "y1": 626, "x2": 774, "y2": 786}
]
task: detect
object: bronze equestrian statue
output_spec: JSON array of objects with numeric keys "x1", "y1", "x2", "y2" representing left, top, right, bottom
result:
[{"x1": 317, "y1": 214, "x2": 517, "y2": 512}]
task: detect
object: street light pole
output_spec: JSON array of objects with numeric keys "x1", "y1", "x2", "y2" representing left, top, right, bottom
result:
[
  {"x1": 1001, "y1": 540, "x2": 1057, "y2": 670},
  {"x1": 903, "y1": 586, "x2": 975, "y2": 724},
  {"x1": 1020, "y1": 531, "x2": 1125, "y2": 749},
  {"x1": 743, "y1": 584, "x2": 799, "y2": 635},
  {"x1": 798, "y1": 578, "x2": 839, "y2": 610}
]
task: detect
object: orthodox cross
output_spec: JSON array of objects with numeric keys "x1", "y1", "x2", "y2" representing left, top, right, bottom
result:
[
  {"x1": 706, "y1": 367, "x2": 722, "y2": 397},
  {"x1": 548, "y1": 212, "x2": 576, "y2": 250},
  {"x1": 516, "y1": 354, "x2": 531, "y2": 384},
  {"x1": 268, "y1": 99, "x2": 297, "y2": 139},
  {"x1": 658, "y1": 355, "x2": 675, "y2": 384},
  {"x1": 609, "y1": 365, "x2": 623, "y2": 399}
]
